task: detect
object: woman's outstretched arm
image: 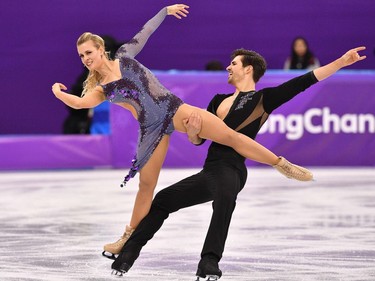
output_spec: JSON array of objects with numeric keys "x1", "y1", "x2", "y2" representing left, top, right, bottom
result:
[
  {"x1": 116, "y1": 4, "x2": 189, "y2": 58},
  {"x1": 52, "y1": 83, "x2": 105, "y2": 109}
]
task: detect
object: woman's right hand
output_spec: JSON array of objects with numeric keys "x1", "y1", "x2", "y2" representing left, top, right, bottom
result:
[
  {"x1": 167, "y1": 4, "x2": 189, "y2": 19},
  {"x1": 52, "y1": 83, "x2": 67, "y2": 97}
]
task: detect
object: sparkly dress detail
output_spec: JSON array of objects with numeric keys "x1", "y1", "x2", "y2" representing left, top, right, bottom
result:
[{"x1": 100, "y1": 7, "x2": 184, "y2": 186}]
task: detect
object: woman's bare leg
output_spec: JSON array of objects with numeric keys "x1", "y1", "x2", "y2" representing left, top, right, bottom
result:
[
  {"x1": 129, "y1": 135, "x2": 170, "y2": 228},
  {"x1": 199, "y1": 111, "x2": 279, "y2": 165},
  {"x1": 173, "y1": 104, "x2": 279, "y2": 165},
  {"x1": 102, "y1": 136, "x2": 170, "y2": 256},
  {"x1": 173, "y1": 104, "x2": 312, "y2": 181}
]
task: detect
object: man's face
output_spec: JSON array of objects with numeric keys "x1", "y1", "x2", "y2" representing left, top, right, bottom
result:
[{"x1": 226, "y1": 55, "x2": 247, "y2": 85}]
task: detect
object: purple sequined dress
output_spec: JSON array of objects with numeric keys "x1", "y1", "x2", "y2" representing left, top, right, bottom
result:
[{"x1": 100, "y1": 7, "x2": 184, "y2": 186}]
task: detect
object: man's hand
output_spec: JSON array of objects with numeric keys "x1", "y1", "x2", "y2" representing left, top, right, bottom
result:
[
  {"x1": 340, "y1": 46, "x2": 367, "y2": 67},
  {"x1": 183, "y1": 111, "x2": 202, "y2": 145},
  {"x1": 167, "y1": 4, "x2": 189, "y2": 19},
  {"x1": 314, "y1": 46, "x2": 367, "y2": 81}
]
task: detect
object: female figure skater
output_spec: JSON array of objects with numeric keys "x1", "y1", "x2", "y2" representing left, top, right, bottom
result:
[{"x1": 52, "y1": 4, "x2": 312, "y2": 254}]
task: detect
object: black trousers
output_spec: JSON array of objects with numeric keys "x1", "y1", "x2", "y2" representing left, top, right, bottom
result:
[{"x1": 122, "y1": 162, "x2": 247, "y2": 261}]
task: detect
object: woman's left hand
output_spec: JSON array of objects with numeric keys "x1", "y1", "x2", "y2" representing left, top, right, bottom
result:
[{"x1": 167, "y1": 4, "x2": 189, "y2": 19}]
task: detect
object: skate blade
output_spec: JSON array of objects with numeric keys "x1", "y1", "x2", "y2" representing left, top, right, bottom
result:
[
  {"x1": 195, "y1": 275, "x2": 220, "y2": 281},
  {"x1": 111, "y1": 269, "x2": 124, "y2": 277},
  {"x1": 102, "y1": 251, "x2": 117, "y2": 260}
]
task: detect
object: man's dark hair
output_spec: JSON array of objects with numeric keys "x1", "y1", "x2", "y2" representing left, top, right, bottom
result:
[{"x1": 231, "y1": 49, "x2": 267, "y2": 83}]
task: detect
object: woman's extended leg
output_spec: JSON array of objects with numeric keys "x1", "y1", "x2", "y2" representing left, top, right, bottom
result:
[
  {"x1": 198, "y1": 110, "x2": 278, "y2": 165},
  {"x1": 173, "y1": 104, "x2": 278, "y2": 165},
  {"x1": 173, "y1": 105, "x2": 312, "y2": 181}
]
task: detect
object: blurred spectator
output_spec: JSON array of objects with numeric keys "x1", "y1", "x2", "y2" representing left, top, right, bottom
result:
[
  {"x1": 62, "y1": 35, "x2": 123, "y2": 134},
  {"x1": 205, "y1": 60, "x2": 224, "y2": 71},
  {"x1": 284, "y1": 37, "x2": 320, "y2": 70}
]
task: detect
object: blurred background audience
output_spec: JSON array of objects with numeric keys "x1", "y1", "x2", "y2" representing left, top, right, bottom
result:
[{"x1": 284, "y1": 36, "x2": 320, "y2": 70}]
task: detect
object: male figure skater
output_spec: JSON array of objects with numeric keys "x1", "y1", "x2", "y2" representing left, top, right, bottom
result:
[{"x1": 111, "y1": 46, "x2": 366, "y2": 280}]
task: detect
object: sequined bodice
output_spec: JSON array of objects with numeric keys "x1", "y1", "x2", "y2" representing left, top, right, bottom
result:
[{"x1": 101, "y1": 56, "x2": 176, "y2": 126}]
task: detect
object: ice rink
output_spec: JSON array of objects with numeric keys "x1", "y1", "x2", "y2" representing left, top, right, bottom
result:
[{"x1": 1, "y1": 168, "x2": 374, "y2": 281}]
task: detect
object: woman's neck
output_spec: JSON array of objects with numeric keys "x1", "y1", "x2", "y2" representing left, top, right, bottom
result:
[
  {"x1": 98, "y1": 59, "x2": 114, "y2": 75},
  {"x1": 97, "y1": 59, "x2": 119, "y2": 83}
]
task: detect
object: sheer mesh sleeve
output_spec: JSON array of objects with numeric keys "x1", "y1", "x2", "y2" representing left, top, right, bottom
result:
[{"x1": 116, "y1": 7, "x2": 167, "y2": 58}]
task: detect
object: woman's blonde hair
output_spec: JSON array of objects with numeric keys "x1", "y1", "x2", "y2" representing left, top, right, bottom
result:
[{"x1": 77, "y1": 32, "x2": 110, "y2": 96}]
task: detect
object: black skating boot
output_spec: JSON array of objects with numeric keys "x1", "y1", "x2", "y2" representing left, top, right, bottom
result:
[
  {"x1": 111, "y1": 244, "x2": 141, "y2": 277},
  {"x1": 195, "y1": 254, "x2": 222, "y2": 280}
]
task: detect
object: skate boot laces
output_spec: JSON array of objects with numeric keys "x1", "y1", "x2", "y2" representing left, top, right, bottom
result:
[
  {"x1": 273, "y1": 156, "x2": 313, "y2": 181},
  {"x1": 102, "y1": 225, "x2": 135, "y2": 260}
]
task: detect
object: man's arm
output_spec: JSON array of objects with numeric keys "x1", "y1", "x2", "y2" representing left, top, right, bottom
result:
[
  {"x1": 262, "y1": 46, "x2": 367, "y2": 113},
  {"x1": 313, "y1": 46, "x2": 366, "y2": 81}
]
